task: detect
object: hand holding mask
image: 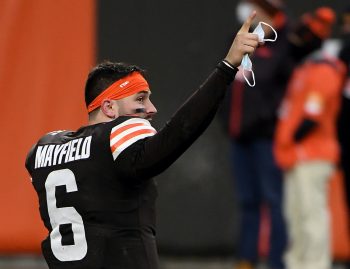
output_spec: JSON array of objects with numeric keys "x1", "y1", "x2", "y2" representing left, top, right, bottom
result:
[{"x1": 241, "y1": 22, "x2": 278, "y2": 87}]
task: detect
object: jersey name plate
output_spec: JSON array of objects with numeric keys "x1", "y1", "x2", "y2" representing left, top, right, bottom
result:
[{"x1": 35, "y1": 136, "x2": 92, "y2": 169}]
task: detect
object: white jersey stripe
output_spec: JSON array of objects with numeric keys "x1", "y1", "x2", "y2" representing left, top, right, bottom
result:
[
  {"x1": 110, "y1": 118, "x2": 156, "y2": 160},
  {"x1": 111, "y1": 132, "x2": 155, "y2": 160},
  {"x1": 110, "y1": 125, "x2": 156, "y2": 146},
  {"x1": 111, "y1": 118, "x2": 152, "y2": 133}
]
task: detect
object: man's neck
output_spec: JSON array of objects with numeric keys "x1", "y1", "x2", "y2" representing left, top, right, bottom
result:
[{"x1": 88, "y1": 115, "x2": 114, "y2": 126}]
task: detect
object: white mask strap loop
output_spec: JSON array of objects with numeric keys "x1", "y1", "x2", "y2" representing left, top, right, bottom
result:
[
  {"x1": 240, "y1": 21, "x2": 277, "y2": 88},
  {"x1": 259, "y1": 22, "x2": 278, "y2": 42},
  {"x1": 243, "y1": 69, "x2": 256, "y2": 87}
]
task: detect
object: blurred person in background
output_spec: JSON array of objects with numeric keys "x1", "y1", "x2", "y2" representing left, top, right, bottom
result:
[
  {"x1": 24, "y1": 14, "x2": 261, "y2": 269},
  {"x1": 227, "y1": 1, "x2": 290, "y2": 269},
  {"x1": 274, "y1": 7, "x2": 346, "y2": 269},
  {"x1": 338, "y1": 4, "x2": 350, "y2": 220},
  {"x1": 337, "y1": 6, "x2": 350, "y2": 269}
]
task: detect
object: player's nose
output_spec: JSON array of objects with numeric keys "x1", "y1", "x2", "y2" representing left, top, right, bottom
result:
[{"x1": 146, "y1": 101, "x2": 157, "y2": 119}]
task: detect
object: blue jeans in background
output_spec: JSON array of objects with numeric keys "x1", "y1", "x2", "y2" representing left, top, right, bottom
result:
[{"x1": 230, "y1": 139, "x2": 287, "y2": 269}]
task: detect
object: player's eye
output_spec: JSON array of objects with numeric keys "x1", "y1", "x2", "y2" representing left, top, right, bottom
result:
[{"x1": 137, "y1": 96, "x2": 144, "y2": 103}]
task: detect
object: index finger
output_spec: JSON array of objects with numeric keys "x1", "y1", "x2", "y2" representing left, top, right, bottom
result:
[{"x1": 238, "y1": 11, "x2": 256, "y2": 33}]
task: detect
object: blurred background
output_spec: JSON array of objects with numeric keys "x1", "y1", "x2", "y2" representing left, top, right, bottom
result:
[{"x1": 0, "y1": 0, "x2": 349, "y2": 268}]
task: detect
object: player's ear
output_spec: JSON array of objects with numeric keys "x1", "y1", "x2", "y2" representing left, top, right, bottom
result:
[{"x1": 101, "y1": 99, "x2": 118, "y2": 119}]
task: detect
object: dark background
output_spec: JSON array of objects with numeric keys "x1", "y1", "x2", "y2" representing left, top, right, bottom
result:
[{"x1": 98, "y1": 0, "x2": 348, "y2": 257}]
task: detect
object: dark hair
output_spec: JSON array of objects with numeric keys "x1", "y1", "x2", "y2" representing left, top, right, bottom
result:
[{"x1": 84, "y1": 61, "x2": 145, "y2": 108}]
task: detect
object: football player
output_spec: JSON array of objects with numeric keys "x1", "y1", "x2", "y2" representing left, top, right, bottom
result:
[{"x1": 25, "y1": 12, "x2": 259, "y2": 269}]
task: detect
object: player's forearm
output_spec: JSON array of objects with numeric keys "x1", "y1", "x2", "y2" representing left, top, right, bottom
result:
[
  {"x1": 163, "y1": 62, "x2": 237, "y2": 141},
  {"x1": 119, "y1": 11, "x2": 259, "y2": 180},
  {"x1": 132, "y1": 63, "x2": 237, "y2": 179}
]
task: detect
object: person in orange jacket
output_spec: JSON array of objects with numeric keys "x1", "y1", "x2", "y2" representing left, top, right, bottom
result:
[{"x1": 274, "y1": 7, "x2": 347, "y2": 269}]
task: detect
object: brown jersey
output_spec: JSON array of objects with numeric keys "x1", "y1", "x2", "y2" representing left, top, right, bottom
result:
[{"x1": 25, "y1": 62, "x2": 237, "y2": 269}]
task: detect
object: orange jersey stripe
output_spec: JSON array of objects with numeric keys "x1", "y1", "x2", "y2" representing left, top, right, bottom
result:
[
  {"x1": 110, "y1": 123, "x2": 145, "y2": 140},
  {"x1": 110, "y1": 129, "x2": 156, "y2": 153}
]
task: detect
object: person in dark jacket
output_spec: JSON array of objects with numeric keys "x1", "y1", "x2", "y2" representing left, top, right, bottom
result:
[{"x1": 228, "y1": 1, "x2": 290, "y2": 269}]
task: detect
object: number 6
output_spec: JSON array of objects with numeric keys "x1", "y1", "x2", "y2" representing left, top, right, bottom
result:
[{"x1": 45, "y1": 169, "x2": 87, "y2": 261}]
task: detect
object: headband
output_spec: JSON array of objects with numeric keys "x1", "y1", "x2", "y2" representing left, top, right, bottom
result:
[{"x1": 87, "y1": 72, "x2": 149, "y2": 113}]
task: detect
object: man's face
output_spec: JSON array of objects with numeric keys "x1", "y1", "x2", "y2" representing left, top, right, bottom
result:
[
  {"x1": 236, "y1": 1, "x2": 271, "y2": 26},
  {"x1": 116, "y1": 90, "x2": 157, "y2": 120}
]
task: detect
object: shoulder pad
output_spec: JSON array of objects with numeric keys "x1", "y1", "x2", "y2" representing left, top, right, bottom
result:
[
  {"x1": 109, "y1": 117, "x2": 157, "y2": 160},
  {"x1": 37, "y1": 130, "x2": 73, "y2": 145}
]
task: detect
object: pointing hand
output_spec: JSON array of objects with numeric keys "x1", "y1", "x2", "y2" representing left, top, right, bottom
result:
[{"x1": 225, "y1": 11, "x2": 260, "y2": 67}]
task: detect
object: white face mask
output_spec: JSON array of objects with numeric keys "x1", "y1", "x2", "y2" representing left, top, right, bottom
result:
[
  {"x1": 236, "y1": 2, "x2": 255, "y2": 24},
  {"x1": 241, "y1": 22, "x2": 278, "y2": 87}
]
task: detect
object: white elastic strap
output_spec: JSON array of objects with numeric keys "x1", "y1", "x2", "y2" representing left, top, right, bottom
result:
[
  {"x1": 222, "y1": 60, "x2": 235, "y2": 70},
  {"x1": 260, "y1": 22, "x2": 278, "y2": 42},
  {"x1": 243, "y1": 69, "x2": 255, "y2": 87}
]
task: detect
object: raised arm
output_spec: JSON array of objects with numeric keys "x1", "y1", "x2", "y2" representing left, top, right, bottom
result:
[
  {"x1": 115, "y1": 12, "x2": 260, "y2": 180},
  {"x1": 225, "y1": 11, "x2": 258, "y2": 67}
]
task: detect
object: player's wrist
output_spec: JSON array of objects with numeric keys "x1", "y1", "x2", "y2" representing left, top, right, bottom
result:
[
  {"x1": 217, "y1": 60, "x2": 239, "y2": 82},
  {"x1": 224, "y1": 53, "x2": 242, "y2": 67},
  {"x1": 222, "y1": 59, "x2": 238, "y2": 70}
]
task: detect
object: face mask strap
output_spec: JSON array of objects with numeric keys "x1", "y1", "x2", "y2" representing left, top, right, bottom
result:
[
  {"x1": 259, "y1": 22, "x2": 278, "y2": 42},
  {"x1": 243, "y1": 69, "x2": 256, "y2": 87},
  {"x1": 240, "y1": 22, "x2": 277, "y2": 88}
]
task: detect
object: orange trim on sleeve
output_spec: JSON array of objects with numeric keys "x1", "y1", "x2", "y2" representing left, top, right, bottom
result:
[
  {"x1": 110, "y1": 129, "x2": 156, "y2": 152},
  {"x1": 110, "y1": 123, "x2": 145, "y2": 140}
]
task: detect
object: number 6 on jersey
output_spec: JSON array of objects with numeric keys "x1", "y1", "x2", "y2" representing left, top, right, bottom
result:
[{"x1": 45, "y1": 169, "x2": 87, "y2": 261}]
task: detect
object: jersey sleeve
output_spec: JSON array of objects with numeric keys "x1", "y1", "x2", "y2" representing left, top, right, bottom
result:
[
  {"x1": 109, "y1": 118, "x2": 157, "y2": 160},
  {"x1": 113, "y1": 62, "x2": 237, "y2": 181}
]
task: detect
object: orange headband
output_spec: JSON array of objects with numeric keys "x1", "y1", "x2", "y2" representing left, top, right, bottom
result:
[{"x1": 87, "y1": 72, "x2": 149, "y2": 113}]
